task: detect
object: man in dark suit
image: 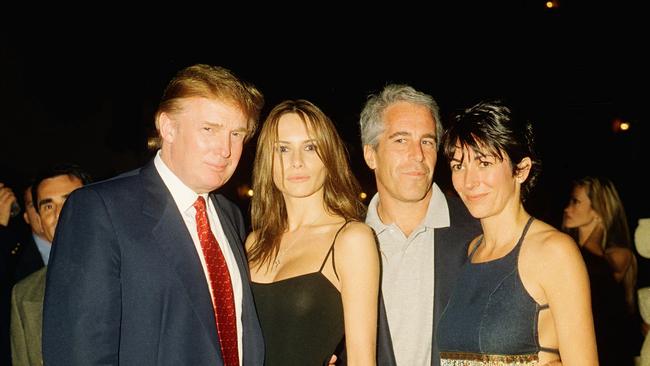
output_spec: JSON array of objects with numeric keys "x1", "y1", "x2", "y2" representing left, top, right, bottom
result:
[
  {"x1": 42, "y1": 64, "x2": 265, "y2": 366},
  {"x1": 359, "y1": 84, "x2": 481, "y2": 366}
]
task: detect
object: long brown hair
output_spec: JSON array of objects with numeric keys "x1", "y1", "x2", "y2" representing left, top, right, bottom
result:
[{"x1": 248, "y1": 99, "x2": 365, "y2": 269}]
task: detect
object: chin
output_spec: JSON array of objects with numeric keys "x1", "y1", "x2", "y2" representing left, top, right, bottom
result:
[
  {"x1": 399, "y1": 187, "x2": 430, "y2": 201},
  {"x1": 462, "y1": 204, "x2": 486, "y2": 219}
]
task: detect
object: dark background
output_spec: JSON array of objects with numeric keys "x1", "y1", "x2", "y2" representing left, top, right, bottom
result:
[{"x1": 1, "y1": 3, "x2": 647, "y2": 254}]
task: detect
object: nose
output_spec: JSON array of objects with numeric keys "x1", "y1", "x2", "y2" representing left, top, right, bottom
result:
[
  {"x1": 409, "y1": 141, "x2": 424, "y2": 162},
  {"x1": 54, "y1": 203, "x2": 63, "y2": 223},
  {"x1": 214, "y1": 131, "x2": 232, "y2": 158},
  {"x1": 462, "y1": 165, "x2": 479, "y2": 190},
  {"x1": 291, "y1": 149, "x2": 304, "y2": 168}
]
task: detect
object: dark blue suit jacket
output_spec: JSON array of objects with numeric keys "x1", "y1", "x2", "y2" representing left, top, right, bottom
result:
[
  {"x1": 376, "y1": 194, "x2": 481, "y2": 366},
  {"x1": 42, "y1": 160, "x2": 264, "y2": 365}
]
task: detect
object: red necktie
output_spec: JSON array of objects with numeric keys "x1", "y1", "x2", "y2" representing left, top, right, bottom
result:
[{"x1": 194, "y1": 196, "x2": 239, "y2": 366}]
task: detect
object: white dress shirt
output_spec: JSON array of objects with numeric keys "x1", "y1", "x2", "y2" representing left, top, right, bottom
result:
[{"x1": 154, "y1": 151, "x2": 243, "y2": 365}]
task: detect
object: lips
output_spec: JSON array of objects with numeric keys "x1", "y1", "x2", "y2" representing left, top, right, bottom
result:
[
  {"x1": 402, "y1": 168, "x2": 428, "y2": 178},
  {"x1": 287, "y1": 175, "x2": 309, "y2": 182},
  {"x1": 205, "y1": 161, "x2": 228, "y2": 172},
  {"x1": 464, "y1": 193, "x2": 488, "y2": 202}
]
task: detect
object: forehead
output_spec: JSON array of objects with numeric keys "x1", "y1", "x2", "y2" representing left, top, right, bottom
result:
[
  {"x1": 177, "y1": 97, "x2": 247, "y2": 129},
  {"x1": 572, "y1": 185, "x2": 590, "y2": 200},
  {"x1": 277, "y1": 113, "x2": 311, "y2": 139},
  {"x1": 383, "y1": 101, "x2": 436, "y2": 134},
  {"x1": 38, "y1": 175, "x2": 83, "y2": 198},
  {"x1": 452, "y1": 143, "x2": 491, "y2": 158}
]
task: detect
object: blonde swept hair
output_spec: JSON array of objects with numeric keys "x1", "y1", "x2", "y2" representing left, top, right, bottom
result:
[
  {"x1": 568, "y1": 176, "x2": 636, "y2": 313},
  {"x1": 572, "y1": 176, "x2": 631, "y2": 251},
  {"x1": 248, "y1": 99, "x2": 365, "y2": 269},
  {"x1": 152, "y1": 64, "x2": 264, "y2": 147}
]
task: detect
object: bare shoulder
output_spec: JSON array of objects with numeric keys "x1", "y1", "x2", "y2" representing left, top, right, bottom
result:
[
  {"x1": 332, "y1": 221, "x2": 380, "y2": 282},
  {"x1": 244, "y1": 230, "x2": 258, "y2": 252},
  {"x1": 339, "y1": 221, "x2": 374, "y2": 237},
  {"x1": 524, "y1": 220, "x2": 579, "y2": 260},
  {"x1": 520, "y1": 220, "x2": 588, "y2": 301},
  {"x1": 334, "y1": 221, "x2": 378, "y2": 254},
  {"x1": 336, "y1": 221, "x2": 375, "y2": 243},
  {"x1": 606, "y1": 246, "x2": 633, "y2": 259},
  {"x1": 520, "y1": 220, "x2": 585, "y2": 285},
  {"x1": 605, "y1": 246, "x2": 634, "y2": 270}
]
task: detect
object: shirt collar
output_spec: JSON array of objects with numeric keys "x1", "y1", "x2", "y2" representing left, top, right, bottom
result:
[
  {"x1": 33, "y1": 233, "x2": 51, "y2": 264},
  {"x1": 154, "y1": 151, "x2": 203, "y2": 214},
  {"x1": 365, "y1": 183, "x2": 450, "y2": 234}
]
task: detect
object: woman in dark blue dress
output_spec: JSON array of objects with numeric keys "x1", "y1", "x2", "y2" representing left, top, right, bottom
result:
[{"x1": 437, "y1": 100, "x2": 598, "y2": 366}]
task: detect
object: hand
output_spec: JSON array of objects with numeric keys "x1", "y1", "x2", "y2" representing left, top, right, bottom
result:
[
  {"x1": 0, "y1": 182, "x2": 17, "y2": 227},
  {"x1": 327, "y1": 354, "x2": 337, "y2": 366}
]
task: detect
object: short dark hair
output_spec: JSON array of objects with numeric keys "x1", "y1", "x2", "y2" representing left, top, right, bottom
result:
[
  {"x1": 441, "y1": 99, "x2": 541, "y2": 201},
  {"x1": 32, "y1": 163, "x2": 92, "y2": 213}
]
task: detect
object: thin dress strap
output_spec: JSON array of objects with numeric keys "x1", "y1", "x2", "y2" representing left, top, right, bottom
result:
[
  {"x1": 318, "y1": 220, "x2": 352, "y2": 280},
  {"x1": 517, "y1": 216, "x2": 535, "y2": 247},
  {"x1": 520, "y1": 217, "x2": 560, "y2": 355},
  {"x1": 469, "y1": 235, "x2": 484, "y2": 259},
  {"x1": 535, "y1": 303, "x2": 559, "y2": 354},
  {"x1": 470, "y1": 216, "x2": 535, "y2": 259}
]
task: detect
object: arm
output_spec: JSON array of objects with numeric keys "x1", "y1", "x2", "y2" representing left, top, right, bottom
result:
[
  {"x1": 539, "y1": 233, "x2": 598, "y2": 366},
  {"x1": 335, "y1": 222, "x2": 380, "y2": 366},
  {"x1": 605, "y1": 247, "x2": 633, "y2": 282},
  {"x1": 10, "y1": 287, "x2": 28, "y2": 366},
  {"x1": 42, "y1": 188, "x2": 121, "y2": 365}
]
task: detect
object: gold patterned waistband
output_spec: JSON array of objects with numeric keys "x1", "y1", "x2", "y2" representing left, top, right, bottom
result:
[{"x1": 440, "y1": 351, "x2": 538, "y2": 366}]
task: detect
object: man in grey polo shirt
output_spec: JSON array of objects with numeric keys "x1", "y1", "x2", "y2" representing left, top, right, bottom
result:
[{"x1": 359, "y1": 84, "x2": 480, "y2": 366}]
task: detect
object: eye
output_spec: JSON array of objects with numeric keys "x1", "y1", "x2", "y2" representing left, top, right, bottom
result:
[
  {"x1": 422, "y1": 139, "x2": 436, "y2": 147},
  {"x1": 304, "y1": 143, "x2": 317, "y2": 151},
  {"x1": 450, "y1": 163, "x2": 462, "y2": 171},
  {"x1": 478, "y1": 160, "x2": 492, "y2": 168},
  {"x1": 203, "y1": 127, "x2": 213, "y2": 132},
  {"x1": 277, "y1": 145, "x2": 289, "y2": 153},
  {"x1": 231, "y1": 130, "x2": 246, "y2": 139},
  {"x1": 41, "y1": 203, "x2": 54, "y2": 212}
]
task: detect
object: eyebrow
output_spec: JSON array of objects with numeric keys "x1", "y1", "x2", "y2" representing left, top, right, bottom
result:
[
  {"x1": 275, "y1": 139, "x2": 317, "y2": 144},
  {"x1": 387, "y1": 131, "x2": 436, "y2": 140},
  {"x1": 38, "y1": 193, "x2": 72, "y2": 208},
  {"x1": 38, "y1": 198, "x2": 53, "y2": 208},
  {"x1": 204, "y1": 121, "x2": 248, "y2": 132}
]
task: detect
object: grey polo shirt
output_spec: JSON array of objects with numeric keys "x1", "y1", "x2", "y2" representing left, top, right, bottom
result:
[{"x1": 366, "y1": 183, "x2": 450, "y2": 366}]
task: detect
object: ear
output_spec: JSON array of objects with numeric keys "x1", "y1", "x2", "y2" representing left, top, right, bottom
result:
[
  {"x1": 363, "y1": 145, "x2": 377, "y2": 170},
  {"x1": 593, "y1": 213, "x2": 602, "y2": 222},
  {"x1": 515, "y1": 157, "x2": 532, "y2": 183},
  {"x1": 23, "y1": 211, "x2": 30, "y2": 224},
  {"x1": 158, "y1": 112, "x2": 177, "y2": 144}
]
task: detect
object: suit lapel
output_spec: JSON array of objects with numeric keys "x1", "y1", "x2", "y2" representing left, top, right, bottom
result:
[
  {"x1": 210, "y1": 194, "x2": 266, "y2": 365},
  {"x1": 209, "y1": 194, "x2": 249, "y2": 283},
  {"x1": 140, "y1": 162, "x2": 219, "y2": 353},
  {"x1": 431, "y1": 195, "x2": 480, "y2": 366}
]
